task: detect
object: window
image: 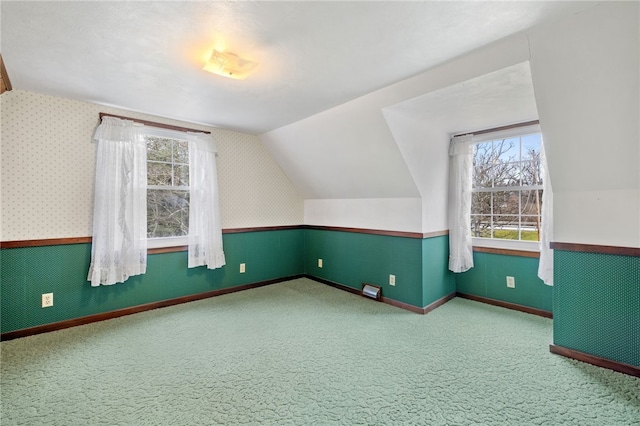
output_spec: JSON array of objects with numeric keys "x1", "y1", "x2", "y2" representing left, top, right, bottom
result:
[
  {"x1": 146, "y1": 136, "x2": 190, "y2": 239},
  {"x1": 143, "y1": 125, "x2": 225, "y2": 266},
  {"x1": 89, "y1": 115, "x2": 225, "y2": 286},
  {"x1": 471, "y1": 131, "x2": 543, "y2": 241}
]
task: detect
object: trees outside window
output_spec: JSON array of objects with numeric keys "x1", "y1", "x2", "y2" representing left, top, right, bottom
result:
[
  {"x1": 146, "y1": 136, "x2": 190, "y2": 238},
  {"x1": 471, "y1": 133, "x2": 543, "y2": 241}
]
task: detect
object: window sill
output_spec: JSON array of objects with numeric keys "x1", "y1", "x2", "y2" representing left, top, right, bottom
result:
[
  {"x1": 148, "y1": 236, "x2": 188, "y2": 250},
  {"x1": 472, "y1": 238, "x2": 540, "y2": 258}
]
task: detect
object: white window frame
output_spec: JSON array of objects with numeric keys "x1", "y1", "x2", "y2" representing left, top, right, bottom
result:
[
  {"x1": 470, "y1": 124, "x2": 542, "y2": 252},
  {"x1": 142, "y1": 126, "x2": 199, "y2": 249}
]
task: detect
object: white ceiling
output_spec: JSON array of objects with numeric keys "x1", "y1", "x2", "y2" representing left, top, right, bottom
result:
[
  {"x1": 1, "y1": 1, "x2": 595, "y2": 135},
  {"x1": 384, "y1": 61, "x2": 538, "y2": 137}
]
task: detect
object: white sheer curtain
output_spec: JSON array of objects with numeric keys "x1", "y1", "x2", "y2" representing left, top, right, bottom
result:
[
  {"x1": 188, "y1": 134, "x2": 226, "y2": 269},
  {"x1": 537, "y1": 142, "x2": 554, "y2": 285},
  {"x1": 448, "y1": 134, "x2": 475, "y2": 273},
  {"x1": 88, "y1": 117, "x2": 147, "y2": 286}
]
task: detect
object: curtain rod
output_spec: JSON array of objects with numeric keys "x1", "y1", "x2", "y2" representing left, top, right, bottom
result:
[
  {"x1": 0, "y1": 54, "x2": 12, "y2": 93},
  {"x1": 453, "y1": 120, "x2": 539, "y2": 138},
  {"x1": 99, "y1": 113, "x2": 211, "y2": 135}
]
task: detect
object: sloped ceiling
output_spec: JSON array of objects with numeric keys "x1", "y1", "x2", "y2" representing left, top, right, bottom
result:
[
  {"x1": 261, "y1": 97, "x2": 423, "y2": 199},
  {"x1": 2, "y1": 1, "x2": 598, "y2": 202},
  {"x1": 260, "y1": 43, "x2": 540, "y2": 200},
  {"x1": 383, "y1": 62, "x2": 539, "y2": 229},
  {"x1": 1, "y1": 1, "x2": 594, "y2": 134},
  {"x1": 384, "y1": 62, "x2": 538, "y2": 140}
]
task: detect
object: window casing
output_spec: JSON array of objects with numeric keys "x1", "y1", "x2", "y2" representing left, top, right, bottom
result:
[
  {"x1": 142, "y1": 127, "x2": 195, "y2": 248},
  {"x1": 147, "y1": 136, "x2": 190, "y2": 238},
  {"x1": 471, "y1": 128, "x2": 543, "y2": 250}
]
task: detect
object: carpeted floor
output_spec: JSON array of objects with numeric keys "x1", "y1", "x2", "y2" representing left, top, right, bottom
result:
[{"x1": 1, "y1": 278, "x2": 639, "y2": 425}]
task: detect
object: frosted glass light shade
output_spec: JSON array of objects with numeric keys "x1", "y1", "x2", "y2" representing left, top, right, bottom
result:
[{"x1": 202, "y1": 50, "x2": 258, "y2": 80}]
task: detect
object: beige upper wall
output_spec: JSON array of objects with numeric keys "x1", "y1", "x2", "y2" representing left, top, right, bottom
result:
[{"x1": 0, "y1": 90, "x2": 303, "y2": 240}]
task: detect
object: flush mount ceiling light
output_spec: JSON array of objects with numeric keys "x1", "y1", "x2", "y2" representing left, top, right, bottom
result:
[{"x1": 202, "y1": 49, "x2": 258, "y2": 80}]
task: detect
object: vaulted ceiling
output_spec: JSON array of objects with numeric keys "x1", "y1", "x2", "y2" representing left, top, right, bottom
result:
[{"x1": 1, "y1": 1, "x2": 595, "y2": 134}]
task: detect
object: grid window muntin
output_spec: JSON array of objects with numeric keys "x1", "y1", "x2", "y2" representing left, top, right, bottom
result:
[
  {"x1": 471, "y1": 132, "x2": 543, "y2": 241},
  {"x1": 146, "y1": 135, "x2": 190, "y2": 239}
]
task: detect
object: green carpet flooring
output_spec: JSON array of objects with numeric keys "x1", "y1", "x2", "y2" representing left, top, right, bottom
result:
[{"x1": 1, "y1": 278, "x2": 639, "y2": 425}]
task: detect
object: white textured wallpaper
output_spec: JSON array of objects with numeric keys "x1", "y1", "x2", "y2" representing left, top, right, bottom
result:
[{"x1": 1, "y1": 90, "x2": 303, "y2": 240}]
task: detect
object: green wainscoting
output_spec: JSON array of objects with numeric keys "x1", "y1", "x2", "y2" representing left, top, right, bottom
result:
[
  {"x1": 456, "y1": 251, "x2": 552, "y2": 312},
  {"x1": 0, "y1": 229, "x2": 304, "y2": 334},
  {"x1": 303, "y1": 229, "x2": 453, "y2": 309},
  {"x1": 553, "y1": 250, "x2": 640, "y2": 367},
  {"x1": 422, "y1": 236, "x2": 456, "y2": 307}
]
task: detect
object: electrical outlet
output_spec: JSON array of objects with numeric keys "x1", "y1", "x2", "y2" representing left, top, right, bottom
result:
[
  {"x1": 42, "y1": 293, "x2": 53, "y2": 308},
  {"x1": 506, "y1": 276, "x2": 515, "y2": 288},
  {"x1": 389, "y1": 274, "x2": 396, "y2": 286},
  {"x1": 240, "y1": 263, "x2": 246, "y2": 273},
  {"x1": 318, "y1": 258, "x2": 323, "y2": 268}
]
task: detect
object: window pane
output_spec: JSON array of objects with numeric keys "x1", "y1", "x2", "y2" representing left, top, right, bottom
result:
[
  {"x1": 473, "y1": 143, "x2": 494, "y2": 188},
  {"x1": 521, "y1": 190, "x2": 541, "y2": 216},
  {"x1": 147, "y1": 137, "x2": 173, "y2": 162},
  {"x1": 521, "y1": 134, "x2": 541, "y2": 186},
  {"x1": 148, "y1": 162, "x2": 172, "y2": 186},
  {"x1": 521, "y1": 215, "x2": 540, "y2": 241},
  {"x1": 521, "y1": 134, "x2": 541, "y2": 154},
  {"x1": 493, "y1": 215, "x2": 519, "y2": 239},
  {"x1": 471, "y1": 215, "x2": 492, "y2": 238},
  {"x1": 173, "y1": 140, "x2": 189, "y2": 164},
  {"x1": 499, "y1": 138, "x2": 520, "y2": 162},
  {"x1": 175, "y1": 164, "x2": 189, "y2": 187},
  {"x1": 521, "y1": 159, "x2": 542, "y2": 186},
  {"x1": 471, "y1": 192, "x2": 492, "y2": 216},
  {"x1": 493, "y1": 191, "x2": 519, "y2": 215},
  {"x1": 147, "y1": 189, "x2": 189, "y2": 238},
  {"x1": 493, "y1": 161, "x2": 521, "y2": 187},
  {"x1": 491, "y1": 138, "x2": 520, "y2": 188}
]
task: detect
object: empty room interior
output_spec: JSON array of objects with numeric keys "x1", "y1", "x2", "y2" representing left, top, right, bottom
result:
[{"x1": 1, "y1": 1, "x2": 639, "y2": 424}]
